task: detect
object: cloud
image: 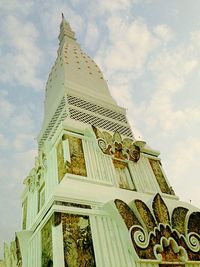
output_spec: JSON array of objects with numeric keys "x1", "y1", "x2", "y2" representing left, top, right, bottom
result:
[
  {"x1": 96, "y1": 16, "x2": 159, "y2": 78},
  {"x1": 12, "y1": 134, "x2": 35, "y2": 151},
  {"x1": 0, "y1": 0, "x2": 33, "y2": 15},
  {"x1": 97, "y1": 0, "x2": 132, "y2": 12},
  {"x1": 84, "y1": 22, "x2": 99, "y2": 49},
  {"x1": 0, "y1": 15, "x2": 43, "y2": 90},
  {"x1": 0, "y1": 134, "x2": 9, "y2": 149},
  {"x1": 0, "y1": 92, "x2": 15, "y2": 120},
  {"x1": 154, "y1": 24, "x2": 174, "y2": 42},
  {"x1": 38, "y1": 2, "x2": 83, "y2": 41}
]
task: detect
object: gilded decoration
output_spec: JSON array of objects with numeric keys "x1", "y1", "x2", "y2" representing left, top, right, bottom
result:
[
  {"x1": 41, "y1": 217, "x2": 53, "y2": 267},
  {"x1": 61, "y1": 213, "x2": 96, "y2": 267},
  {"x1": 24, "y1": 151, "x2": 47, "y2": 192},
  {"x1": 149, "y1": 159, "x2": 173, "y2": 195},
  {"x1": 134, "y1": 199, "x2": 156, "y2": 232},
  {"x1": 54, "y1": 201, "x2": 91, "y2": 209},
  {"x1": 113, "y1": 159, "x2": 132, "y2": 189},
  {"x1": 22, "y1": 198, "x2": 27, "y2": 230},
  {"x1": 115, "y1": 193, "x2": 200, "y2": 262},
  {"x1": 115, "y1": 199, "x2": 140, "y2": 229},
  {"x1": 172, "y1": 207, "x2": 188, "y2": 235},
  {"x1": 57, "y1": 134, "x2": 87, "y2": 182},
  {"x1": 188, "y1": 212, "x2": 200, "y2": 236},
  {"x1": 92, "y1": 126, "x2": 141, "y2": 163},
  {"x1": 15, "y1": 236, "x2": 22, "y2": 267}
]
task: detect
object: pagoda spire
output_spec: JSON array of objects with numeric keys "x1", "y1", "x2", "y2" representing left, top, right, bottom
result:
[{"x1": 58, "y1": 13, "x2": 76, "y2": 44}]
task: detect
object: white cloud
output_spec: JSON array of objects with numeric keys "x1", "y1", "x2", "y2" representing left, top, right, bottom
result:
[
  {"x1": 10, "y1": 113, "x2": 34, "y2": 133},
  {"x1": 97, "y1": 0, "x2": 132, "y2": 12},
  {"x1": 12, "y1": 133, "x2": 35, "y2": 151},
  {"x1": 39, "y1": 2, "x2": 83, "y2": 41},
  {"x1": 0, "y1": 15, "x2": 43, "y2": 90},
  {"x1": 0, "y1": 0, "x2": 33, "y2": 15},
  {"x1": 84, "y1": 23, "x2": 99, "y2": 49},
  {"x1": 0, "y1": 134, "x2": 9, "y2": 149},
  {"x1": 0, "y1": 94, "x2": 15, "y2": 120},
  {"x1": 154, "y1": 24, "x2": 174, "y2": 42},
  {"x1": 96, "y1": 16, "x2": 159, "y2": 77}
]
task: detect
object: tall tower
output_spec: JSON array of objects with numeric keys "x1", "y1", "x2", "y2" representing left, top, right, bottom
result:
[{"x1": 2, "y1": 15, "x2": 200, "y2": 267}]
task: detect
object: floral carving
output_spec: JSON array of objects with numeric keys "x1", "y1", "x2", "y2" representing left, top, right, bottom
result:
[
  {"x1": 115, "y1": 199, "x2": 140, "y2": 229},
  {"x1": 115, "y1": 193, "x2": 200, "y2": 262},
  {"x1": 92, "y1": 126, "x2": 143, "y2": 163},
  {"x1": 172, "y1": 207, "x2": 188, "y2": 235},
  {"x1": 57, "y1": 134, "x2": 87, "y2": 182},
  {"x1": 22, "y1": 197, "x2": 27, "y2": 230},
  {"x1": 149, "y1": 159, "x2": 173, "y2": 195},
  {"x1": 41, "y1": 218, "x2": 53, "y2": 267},
  {"x1": 15, "y1": 236, "x2": 22, "y2": 267},
  {"x1": 62, "y1": 213, "x2": 96, "y2": 267}
]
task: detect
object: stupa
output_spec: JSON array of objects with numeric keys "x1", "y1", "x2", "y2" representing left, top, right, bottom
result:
[{"x1": 2, "y1": 15, "x2": 200, "y2": 267}]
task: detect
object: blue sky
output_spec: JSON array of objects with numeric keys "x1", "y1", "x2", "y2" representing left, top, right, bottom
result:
[{"x1": 0, "y1": 0, "x2": 200, "y2": 257}]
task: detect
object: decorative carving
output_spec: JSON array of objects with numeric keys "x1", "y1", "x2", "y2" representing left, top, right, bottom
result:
[
  {"x1": 54, "y1": 201, "x2": 91, "y2": 209},
  {"x1": 153, "y1": 193, "x2": 170, "y2": 225},
  {"x1": 115, "y1": 199, "x2": 140, "y2": 229},
  {"x1": 149, "y1": 159, "x2": 173, "y2": 195},
  {"x1": 115, "y1": 193, "x2": 200, "y2": 262},
  {"x1": 92, "y1": 126, "x2": 141, "y2": 163},
  {"x1": 24, "y1": 151, "x2": 47, "y2": 193},
  {"x1": 188, "y1": 212, "x2": 200, "y2": 236},
  {"x1": 62, "y1": 213, "x2": 96, "y2": 267},
  {"x1": 135, "y1": 199, "x2": 156, "y2": 232},
  {"x1": 113, "y1": 159, "x2": 135, "y2": 189},
  {"x1": 57, "y1": 134, "x2": 87, "y2": 182},
  {"x1": 22, "y1": 197, "x2": 27, "y2": 230},
  {"x1": 15, "y1": 236, "x2": 22, "y2": 267},
  {"x1": 41, "y1": 218, "x2": 53, "y2": 267},
  {"x1": 172, "y1": 207, "x2": 188, "y2": 235}
]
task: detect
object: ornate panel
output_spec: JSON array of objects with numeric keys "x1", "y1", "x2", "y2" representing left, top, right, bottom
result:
[
  {"x1": 115, "y1": 193, "x2": 200, "y2": 262},
  {"x1": 54, "y1": 201, "x2": 91, "y2": 209},
  {"x1": 172, "y1": 207, "x2": 188, "y2": 235},
  {"x1": 41, "y1": 218, "x2": 53, "y2": 267},
  {"x1": 135, "y1": 199, "x2": 156, "y2": 232},
  {"x1": 115, "y1": 199, "x2": 140, "y2": 229},
  {"x1": 188, "y1": 212, "x2": 200, "y2": 235},
  {"x1": 57, "y1": 140, "x2": 66, "y2": 182},
  {"x1": 153, "y1": 193, "x2": 170, "y2": 225},
  {"x1": 92, "y1": 126, "x2": 141, "y2": 162},
  {"x1": 57, "y1": 134, "x2": 87, "y2": 182},
  {"x1": 149, "y1": 159, "x2": 173, "y2": 195},
  {"x1": 15, "y1": 236, "x2": 22, "y2": 267},
  {"x1": 113, "y1": 159, "x2": 135, "y2": 190},
  {"x1": 61, "y1": 213, "x2": 96, "y2": 267},
  {"x1": 22, "y1": 198, "x2": 27, "y2": 230}
]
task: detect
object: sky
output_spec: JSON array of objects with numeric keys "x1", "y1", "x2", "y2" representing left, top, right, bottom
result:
[{"x1": 0, "y1": 0, "x2": 200, "y2": 258}]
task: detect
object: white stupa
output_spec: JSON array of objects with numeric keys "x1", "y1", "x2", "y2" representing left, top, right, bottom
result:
[{"x1": 2, "y1": 15, "x2": 200, "y2": 267}]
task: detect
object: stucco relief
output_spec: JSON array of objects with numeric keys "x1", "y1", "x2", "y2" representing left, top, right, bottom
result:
[
  {"x1": 15, "y1": 237, "x2": 22, "y2": 267},
  {"x1": 92, "y1": 126, "x2": 142, "y2": 163},
  {"x1": 115, "y1": 193, "x2": 200, "y2": 262},
  {"x1": 41, "y1": 218, "x2": 53, "y2": 267},
  {"x1": 24, "y1": 151, "x2": 47, "y2": 200},
  {"x1": 22, "y1": 198, "x2": 27, "y2": 230},
  {"x1": 61, "y1": 213, "x2": 96, "y2": 267},
  {"x1": 57, "y1": 134, "x2": 87, "y2": 182},
  {"x1": 149, "y1": 159, "x2": 174, "y2": 195}
]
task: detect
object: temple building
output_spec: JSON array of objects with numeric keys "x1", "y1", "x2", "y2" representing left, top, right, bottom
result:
[{"x1": 2, "y1": 15, "x2": 200, "y2": 267}]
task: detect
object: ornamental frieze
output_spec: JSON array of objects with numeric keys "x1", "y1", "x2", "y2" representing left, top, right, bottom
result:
[
  {"x1": 92, "y1": 126, "x2": 144, "y2": 163},
  {"x1": 115, "y1": 193, "x2": 200, "y2": 262},
  {"x1": 57, "y1": 134, "x2": 87, "y2": 182},
  {"x1": 61, "y1": 213, "x2": 96, "y2": 267},
  {"x1": 24, "y1": 151, "x2": 47, "y2": 192}
]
